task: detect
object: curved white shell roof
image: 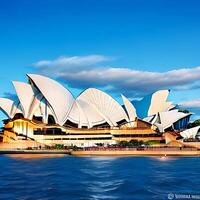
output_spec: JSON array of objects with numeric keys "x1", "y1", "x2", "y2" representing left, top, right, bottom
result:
[
  {"x1": 68, "y1": 99, "x2": 107, "y2": 128},
  {"x1": 133, "y1": 90, "x2": 172, "y2": 118},
  {"x1": 1, "y1": 73, "x2": 192, "y2": 132},
  {"x1": 28, "y1": 93, "x2": 43, "y2": 119},
  {"x1": 154, "y1": 109, "x2": 192, "y2": 132},
  {"x1": 12, "y1": 81, "x2": 36, "y2": 119},
  {"x1": 67, "y1": 101, "x2": 81, "y2": 124},
  {"x1": 180, "y1": 126, "x2": 200, "y2": 139},
  {"x1": 77, "y1": 88, "x2": 128, "y2": 126},
  {"x1": 78, "y1": 99, "x2": 106, "y2": 127},
  {"x1": 121, "y1": 95, "x2": 137, "y2": 122},
  {"x1": 0, "y1": 98, "x2": 22, "y2": 118},
  {"x1": 148, "y1": 90, "x2": 170, "y2": 116},
  {"x1": 28, "y1": 93, "x2": 57, "y2": 124},
  {"x1": 27, "y1": 74, "x2": 74, "y2": 125},
  {"x1": 143, "y1": 115, "x2": 155, "y2": 123},
  {"x1": 40, "y1": 98, "x2": 57, "y2": 123}
]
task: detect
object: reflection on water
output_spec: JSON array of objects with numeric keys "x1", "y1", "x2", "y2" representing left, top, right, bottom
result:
[
  {"x1": 81, "y1": 156, "x2": 123, "y2": 200},
  {"x1": 86, "y1": 156, "x2": 120, "y2": 161},
  {"x1": 0, "y1": 156, "x2": 199, "y2": 200},
  {"x1": 150, "y1": 156, "x2": 179, "y2": 162}
]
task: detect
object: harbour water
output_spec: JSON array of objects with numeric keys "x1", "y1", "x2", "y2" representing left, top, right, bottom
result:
[{"x1": 0, "y1": 155, "x2": 199, "y2": 200}]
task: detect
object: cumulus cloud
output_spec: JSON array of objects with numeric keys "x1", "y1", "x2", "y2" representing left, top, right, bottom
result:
[
  {"x1": 33, "y1": 55, "x2": 112, "y2": 73},
  {"x1": 179, "y1": 99, "x2": 200, "y2": 121},
  {"x1": 179, "y1": 99, "x2": 200, "y2": 108},
  {"x1": 32, "y1": 54, "x2": 200, "y2": 97}
]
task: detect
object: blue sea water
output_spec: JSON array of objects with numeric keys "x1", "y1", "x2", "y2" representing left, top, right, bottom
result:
[{"x1": 0, "y1": 155, "x2": 199, "y2": 200}]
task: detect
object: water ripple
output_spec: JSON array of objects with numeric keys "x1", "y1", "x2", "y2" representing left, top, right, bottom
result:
[{"x1": 0, "y1": 155, "x2": 199, "y2": 200}]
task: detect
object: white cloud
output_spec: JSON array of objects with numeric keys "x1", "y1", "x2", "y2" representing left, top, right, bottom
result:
[
  {"x1": 32, "y1": 54, "x2": 200, "y2": 97},
  {"x1": 179, "y1": 99, "x2": 200, "y2": 121},
  {"x1": 34, "y1": 55, "x2": 111, "y2": 71},
  {"x1": 179, "y1": 99, "x2": 200, "y2": 108}
]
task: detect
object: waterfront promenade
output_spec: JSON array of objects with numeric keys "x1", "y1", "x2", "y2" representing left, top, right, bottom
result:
[
  {"x1": 0, "y1": 149, "x2": 71, "y2": 155},
  {"x1": 70, "y1": 147, "x2": 200, "y2": 156},
  {"x1": 0, "y1": 146, "x2": 199, "y2": 156}
]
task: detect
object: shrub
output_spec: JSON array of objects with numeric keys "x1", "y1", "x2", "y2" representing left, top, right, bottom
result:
[{"x1": 54, "y1": 144, "x2": 64, "y2": 149}]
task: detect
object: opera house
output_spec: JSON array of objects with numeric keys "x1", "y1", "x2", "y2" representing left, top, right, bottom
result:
[{"x1": 0, "y1": 74, "x2": 196, "y2": 148}]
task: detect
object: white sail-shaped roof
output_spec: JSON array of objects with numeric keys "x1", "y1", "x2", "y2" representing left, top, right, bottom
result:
[
  {"x1": 40, "y1": 98, "x2": 57, "y2": 123},
  {"x1": 28, "y1": 93, "x2": 44, "y2": 119},
  {"x1": 143, "y1": 115, "x2": 155, "y2": 123},
  {"x1": 0, "y1": 98, "x2": 22, "y2": 118},
  {"x1": 148, "y1": 90, "x2": 171, "y2": 116},
  {"x1": 67, "y1": 101, "x2": 81, "y2": 125},
  {"x1": 121, "y1": 95, "x2": 137, "y2": 122},
  {"x1": 1, "y1": 74, "x2": 194, "y2": 133},
  {"x1": 154, "y1": 109, "x2": 192, "y2": 132},
  {"x1": 133, "y1": 90, "x2": 172, "y2": 118},
  {"x1": 180, "y1": 126, "x2": 200, "y2": 139},
  {"x1": 67, "y1": 100, "x2": 106, "y2": 128},
  {"x1": 167, "y1": 103, "x2": 176, "y2": 111},
  {"x1": 77, "y1": 88, "x2": 128, "y2": 126},
  {"x1": 143, "y1": 114, "x2": 158, "y2": 124},
  {"x1": 28, "y1": 93, "x2": 57, "y2": 124},
  {"x1": 77, "y1": 99, "x2": 106, "y2": 128},
  {"x1": 27, "y1": 74, "x2": 74, "y2": 125},
  {"x1": 12, "y1": 81, "x2": 36, "y2": 119}
]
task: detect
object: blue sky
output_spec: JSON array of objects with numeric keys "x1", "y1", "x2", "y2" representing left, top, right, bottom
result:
[{"x1": 1, "y1": 0, "x2": 200, "y2": 121}]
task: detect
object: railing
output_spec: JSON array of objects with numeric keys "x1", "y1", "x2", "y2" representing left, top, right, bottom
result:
[{"x1": 80, "y1": 147, "x2": 199, "y2": 151}]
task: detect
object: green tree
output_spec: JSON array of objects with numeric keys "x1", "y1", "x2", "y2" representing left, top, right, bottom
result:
[{"x1": 188, "y1": 119, "x2": 200, "y2": 128}]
